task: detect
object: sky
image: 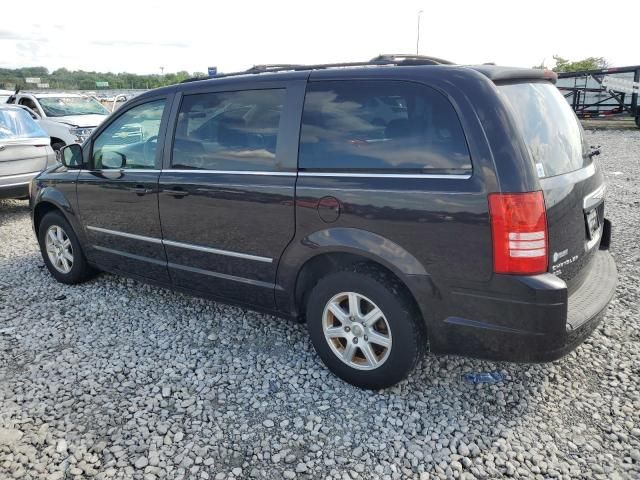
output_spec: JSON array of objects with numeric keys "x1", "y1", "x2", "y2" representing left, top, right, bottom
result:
[{"x1": 2, "y1": 0, "x2": 639, "y2": 75}]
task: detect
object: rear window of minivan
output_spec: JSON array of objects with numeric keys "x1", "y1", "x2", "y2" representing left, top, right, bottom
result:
[
  {"x1": 499, "y1": 82, "x2": 587, "y2": 178},
  {"x1": 299, "y1": 80, "x2": 471, "y2": 174}
]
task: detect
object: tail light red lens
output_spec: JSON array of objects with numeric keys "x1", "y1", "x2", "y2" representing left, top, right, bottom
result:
[{"x1": 488, "y1": 191, "x2": 548, "y2": 275}]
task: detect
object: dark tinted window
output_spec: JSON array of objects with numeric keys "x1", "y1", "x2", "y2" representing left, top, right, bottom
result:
[
  {"x1": 499, "y1": 82, "x2": 586, "y2": 178},
  {"x1": 93, "y1": 100, "x2": 166, "y2": 169},
  {"x1": 172, "y1": 89, "x2": 285, "y2": 171},
  {"x1": 299, "y1": 81, "x2": 471, "y2": 173}
]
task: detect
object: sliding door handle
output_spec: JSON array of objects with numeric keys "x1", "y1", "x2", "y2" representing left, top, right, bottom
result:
[{"x1": 133, "y1": 185, "x2": 152, "y2": 196}]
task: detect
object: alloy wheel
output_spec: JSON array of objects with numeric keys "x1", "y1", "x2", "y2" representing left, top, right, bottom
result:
[
  {"x1": 45, "y1": 225, "x2": 74, "y2": 274},
  {"x1": 322, "y1": 292, "x2": 392, "y2": 370}
]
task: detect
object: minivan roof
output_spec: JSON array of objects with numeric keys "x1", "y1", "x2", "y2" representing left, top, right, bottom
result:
[
  {"x1": 175, "y1": 65, "x2": 555, "y2": 90},
  {"x1": 177, "y1": 55, "x2": 557, "y2": 88},
  {"x1": 469, "y1": 65, "x2": 557, "y2": 84},
  {"x1": 138, "y1": 56, "x2": 558, "y2": 101}
]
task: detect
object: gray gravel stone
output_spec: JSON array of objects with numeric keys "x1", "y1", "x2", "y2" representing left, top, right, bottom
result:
[
  {"x1": 0, "y1": 428, "x2": 23, "y2": 446},
  {"x1": 458, "y1": 443, "x2": 470, "y2": 457},
  {"x1": 55, "y1": 440, "x2": 67, "y2": 454}
]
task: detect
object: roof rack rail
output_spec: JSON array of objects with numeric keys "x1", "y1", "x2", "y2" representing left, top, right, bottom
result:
[
  {"x1": 180, "y1": 54, "x2": 456, "y2": 83},
  {"x1": 245, "y1": 64, "x2": 305, "y2": 73},
  {"x1": 370, "y1": 54, "x2": 456, "y2": 65}
]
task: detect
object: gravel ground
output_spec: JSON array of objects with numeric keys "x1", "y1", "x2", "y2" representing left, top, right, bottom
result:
[{"x1": 0, "y1": 130, "x2": 638, "y2": 480}]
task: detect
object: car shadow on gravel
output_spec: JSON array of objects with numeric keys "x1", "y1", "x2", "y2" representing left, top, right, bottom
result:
[{"x1": 0, "y1": 199, "x2": 29, "y2": 210}]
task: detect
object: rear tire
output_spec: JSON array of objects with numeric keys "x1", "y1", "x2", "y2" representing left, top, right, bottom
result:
[
  {"x1": 38, "y1": 211, "x2": 96, "y2": 284},
  {"x1": 306, "y1": 264, "x2": 424, "y2": 389}
]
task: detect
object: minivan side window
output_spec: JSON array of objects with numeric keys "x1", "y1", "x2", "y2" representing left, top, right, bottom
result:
[
  {"x1": 299, "y1": 81, "x2": 471, "y2": 173},
  {"x1": 92, "y1": 99, "x2": 166, "y2": 170},
  {"x1": 172, "y1": 89, "x2": 285, "y2": 171}
]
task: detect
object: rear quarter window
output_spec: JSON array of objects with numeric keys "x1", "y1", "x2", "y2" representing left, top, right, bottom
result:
[
  {"x1": 498, "y1": 82, "x2": 587, "y2": 178},
  {"x1": 299, "y1": 80, "x2": 472, "y2": 174}
]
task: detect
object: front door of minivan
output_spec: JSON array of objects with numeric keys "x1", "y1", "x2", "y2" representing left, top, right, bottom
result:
[
  {"x1": 76, "y1": 96, "x2": 172, "y2": 283},
  {"x1": 158, "y1": 83, "x2": 303, "y2": 307}
]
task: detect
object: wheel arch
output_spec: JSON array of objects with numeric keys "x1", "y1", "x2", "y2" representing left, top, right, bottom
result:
[
  {"x1": 32, "y1": 188, "x2": 84, "y2": 244},
  {"x1": 279, "y1": 228, "x2": 437, "y2": 330},
  {"x1": 35, "y1": 199, "x2": 98, "y2": 284},
  {"x1": 33, "y1": 200, "x2": 63, "y2": 235},
  {"x1": 50, "y1": 137, "x2": 66, "y2": 149}
]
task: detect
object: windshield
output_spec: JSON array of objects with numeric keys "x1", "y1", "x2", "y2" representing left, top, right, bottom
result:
[
  {"x1": 0, "y1": 108, "x2": 48, "y2": 140},
  {"x1": 38, "y1": 96, "x2": 109, "y2": 117},
  {"x1": 498, "y1": 82, "x2": 587, "y2": 178}
]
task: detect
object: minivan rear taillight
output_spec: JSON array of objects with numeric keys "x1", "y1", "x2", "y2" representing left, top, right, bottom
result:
[{"x1": 488, "y1": 192, "x2": 548, "y2": 275}]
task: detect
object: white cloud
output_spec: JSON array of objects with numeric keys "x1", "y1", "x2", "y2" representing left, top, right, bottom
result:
[{"x1": 0, "y1": 0, "x2": 638, "y2": 74}]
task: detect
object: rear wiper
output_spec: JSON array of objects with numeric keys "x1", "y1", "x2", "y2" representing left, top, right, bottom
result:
[{"x1": 588, "y1": 145, "x2": 601, "y2": 158}]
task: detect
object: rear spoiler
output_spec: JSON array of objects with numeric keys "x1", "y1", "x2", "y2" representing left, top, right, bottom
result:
[{"x1": 468, "y1": 65, "x2": 557, "y2": 84}]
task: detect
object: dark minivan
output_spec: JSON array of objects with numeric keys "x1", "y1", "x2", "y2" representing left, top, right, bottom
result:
[{"x1": 30, "y1": 55, "x2": 617, "y2": 389}]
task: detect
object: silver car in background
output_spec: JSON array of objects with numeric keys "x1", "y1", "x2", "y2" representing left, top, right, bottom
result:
[{"x1": 0, "y1": 105, "x2": 56, "y2": 200}]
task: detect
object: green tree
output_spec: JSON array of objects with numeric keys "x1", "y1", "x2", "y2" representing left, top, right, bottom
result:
[
  {"x1": 552, "y1": 55, "x2": 610, "y2": 73},
  {"x1": 0, "y1": 66, "x2": 203, "y2": 90}
]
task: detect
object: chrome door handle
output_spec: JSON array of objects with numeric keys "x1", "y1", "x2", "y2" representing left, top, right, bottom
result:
[
  {"x1": 163, "y1": 188, "x2": 189, "y2": 198},
  {"x1": 133, "y1": 185, "x2": 152, "y2": 196}
]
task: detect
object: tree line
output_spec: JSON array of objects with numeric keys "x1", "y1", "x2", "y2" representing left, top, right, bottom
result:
[
  {"x1": 532, "y1": 55, "x2": 610, "y2": 73},
  {"x1": 0, "y1": 67, "x2": 207, "y2": 91}
]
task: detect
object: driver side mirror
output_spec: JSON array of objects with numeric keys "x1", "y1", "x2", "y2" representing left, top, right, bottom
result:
[{"x1": 60, "y1": 144, "x2": 83, "y2": 169}]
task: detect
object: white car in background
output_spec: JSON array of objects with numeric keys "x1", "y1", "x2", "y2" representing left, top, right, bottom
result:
[{"x1": 7, "y1": 92, "x2": 110, "y2": 150}]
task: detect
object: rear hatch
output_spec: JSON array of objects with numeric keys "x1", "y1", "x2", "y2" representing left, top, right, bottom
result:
[{"x1": 498, "y1": 82, "x2": 605, "y2": 287}]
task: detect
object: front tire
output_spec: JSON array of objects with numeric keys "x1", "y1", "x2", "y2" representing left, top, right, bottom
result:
[
  {"x1": 38, "y1": 211, "x2": 95, "y2": 284},
  {"x1": 306, "y1": 265, "x2": 424, "y2": 389}
]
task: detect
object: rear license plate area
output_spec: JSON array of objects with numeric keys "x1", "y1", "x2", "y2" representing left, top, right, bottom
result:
[{"x1": 586, "y1": 208, "x2": 600, "y2": 239}]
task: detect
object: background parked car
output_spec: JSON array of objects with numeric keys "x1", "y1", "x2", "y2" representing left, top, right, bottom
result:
[
  {"x1": 0, "y1": 105, "x2": 56, "y2": 200},
  {"x1": 0, "y1": 89, "x2": 13, "y2": 103},
  {"x1": 6, "y1": 92, "x2": 110, "y2": 150}
]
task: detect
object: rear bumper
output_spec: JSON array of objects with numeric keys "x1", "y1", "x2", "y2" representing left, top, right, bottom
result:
[{"x1": 427, "y1": 249, "x2": 617, "y2": 362}]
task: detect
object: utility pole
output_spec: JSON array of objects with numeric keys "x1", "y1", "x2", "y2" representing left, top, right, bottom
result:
[
  {"x1": 416, "y1": 10, "x2": 423, "y2": 55},
  {"x1": 160, "y1": 66, "x2": 164, "y2": 75}
]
